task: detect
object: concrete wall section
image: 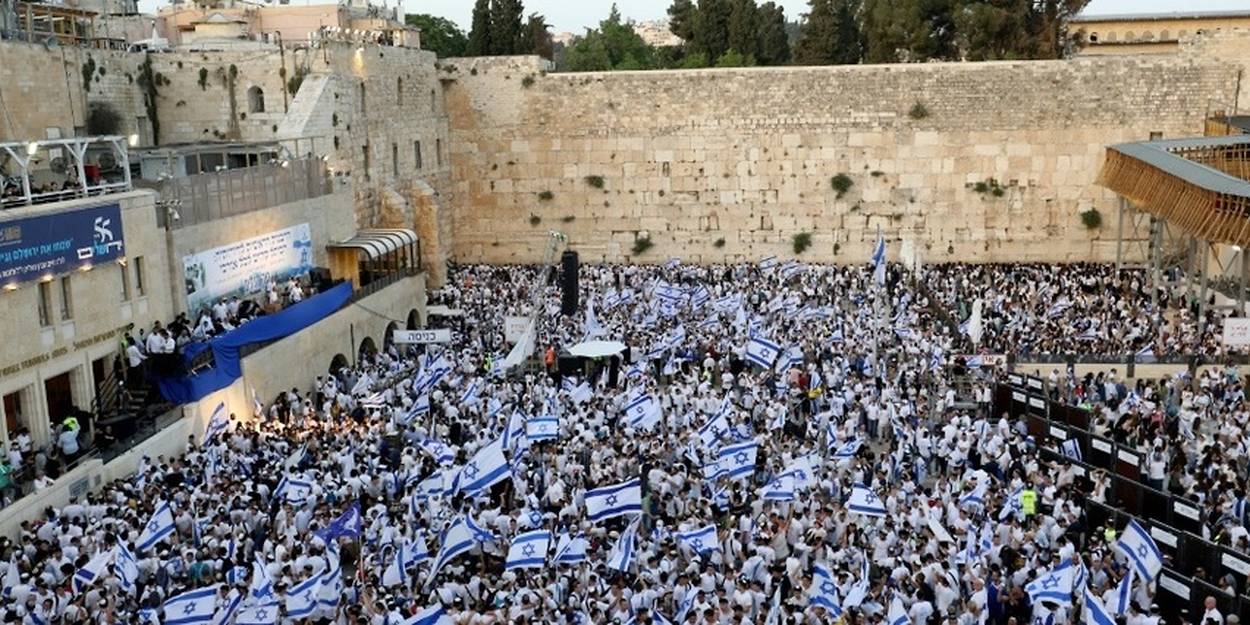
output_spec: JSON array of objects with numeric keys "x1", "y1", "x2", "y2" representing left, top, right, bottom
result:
[{"x1": 441, "y1": 55, "x2": 1240, "y2": 265}]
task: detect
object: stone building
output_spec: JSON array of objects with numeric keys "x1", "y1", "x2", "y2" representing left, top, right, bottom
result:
[{"x1": 1071, "y1": 10, "x2": 1250, "y2": 56}]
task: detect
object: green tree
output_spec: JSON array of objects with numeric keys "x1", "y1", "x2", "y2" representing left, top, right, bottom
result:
[
  {"x1": 667, "y1": 0, "x2": 698, "y2": 42},
  {"x1": 563, "y1": 4, "x2": 656, "y2": 72},
  {"x1": 954, "y1": 0, "x2": 1030, "y2": 60},
  {"x1": 693, "y1": 0, "x2": 731, "y2": 60},
  {"x1": 489, "y1": 0, "x2": 526, "y2": 55},
  {"x1": 726, "y1": 0, "x2": 759, "y2": 60},
  {"x1": 860, "y1": 0, "x2": 958, "y2": 63},
  {"x1": 679, "y1": 51, "x2": 710, "y2": 68},
  {"x1": 466, "y1": 0, "x2": 492, "y2": 56},
  {"x1": 715, "y1": 48, "x2": 755, "y2": 67},
  {"x1": 755, "y1": 2, "x2": 791, "y2": 64},
  {"x1": 794, "y1": 0, "x2": 862, "y2": 65},
  {"x1": 526, "y1": 12, "x2": 554, "y2": 59},
  {"x1": 405, "y1": 14, "x2": 468, "y2": 57}
]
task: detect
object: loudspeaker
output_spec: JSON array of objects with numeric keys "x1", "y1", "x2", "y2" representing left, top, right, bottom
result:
[{"x1": 560, "y1": 250, "x2": 579, "y2": 315}]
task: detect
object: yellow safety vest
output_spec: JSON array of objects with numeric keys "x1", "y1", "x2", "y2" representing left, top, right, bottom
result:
[{"x1": 1020, "y1": 489, "x2": 1037, "y2": 516}]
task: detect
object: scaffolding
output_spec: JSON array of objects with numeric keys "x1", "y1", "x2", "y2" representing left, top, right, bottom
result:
[{"x1": 0, "y1": 135, "x2": 134, "y2": 208}]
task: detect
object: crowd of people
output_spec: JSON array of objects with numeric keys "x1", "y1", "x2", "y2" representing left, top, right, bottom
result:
[
  {"x1": 0, "y1": 259, "x2": 1242, "y2": 625},
  {"x1": 922, "y1": 263, "x2": 1232, "y2": 358}
]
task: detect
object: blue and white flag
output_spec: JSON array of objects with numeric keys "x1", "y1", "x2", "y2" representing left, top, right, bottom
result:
[
  {"x1": 163, "y1": 584, "x2": 220, "y2": 625},
  {"x1": 569, "y1": 382, "x2": 593, "y2": 405},
  {"x1": 759, "y1": 256, "x2": 778, "y2": 270},
  {"x1": 275, "y1": 474, "x2": 315, "y2": 505},
  {"x1": 774, "y1": 346, "x2": 804, "y2": 374},
  {"x1": 247, "y1": 556, "x2": 275, "y2": 605},
  {"x1": 1024, "y1": 561, "x2": 1076, "y2": 606},
  {"x1": 454, "y1": 437, "x2": 510, "y2": 498},
  {"x1": 402, "y1": 605, "x2": 454, "y2": 625},
  {"x1": 745, "y1": 335, "x2": 783, "y2": 369},
  {"x1": 316, "y1": 502, "x2": 362, "y2": 542},
  {"x1": 624, "y1": 393, "x2": 662, "y2": 430},
  {"x1": 501, "y1": 409, "x2": 527, "y2": 452},
  {"x1": 780, "y1": 454, "x2": 817, "y2": 490},
  {"x1": 418, "y1": 438, "x2": 455, "y2": 465},
  {"x1": 1114, "y1": 519, "x2": 1163, "y2": 582},
  {"x1": 847, "y1": 485, "x2": 886, "y2": 517},
  {"x1": 203, "y1": 402, "x2": 230, "y2": 443},
  {"x1": 233, "y1": 603, "x2": 280, "y2": 625},
  {"x1": 717, "y1": 440, "x2": 758, "y2": 481},
  {"x1": 605, "y1": 518, "x2": 640, "y2": 573},
  {"x1": 285, "y1": 571, "x2": 324, "y2": 618},
  {"x1": 761, "y1": 474, "x2": 795, "y2": 502},
  {"x1": 114, "y1": 543, "x2": 140, "y2": 594},
  {"x1": 676, "y1": 524, "x2": 720, "y2": 556},
  {"x1": 1060, "y1": 439, "x2": 1082, "y2": 462},
  {"x1": 403, "y1": 393, "x2": 430, "y2": 424},
  {"x1": 212, "y1": 590, "x2": 243, "y2": 625},
  {"x1": 887, "y1": 595, "x2": 908, "y2": 625},
  {"x1": 959, "y1": 480, "x2": 988, "y2": 509},
  {"x1": 505, "y1": 529, "x2": 551, "y2": 571},
  {"x1": 585, "y1": 477, "x2": 642, "y2": 522},
  {"x1": 136, "y1": 501, "x2": 176, "y2": 553},
  {"x1": 425, "y1": 516, "x2": 485, "y2": 588},
  {"x1": 832, "y1": 438, "x2": 862, "y2": 461},
  {"x1": 997, "y1": 486, "x2": 1023, "y2": 521},
  {"x1": 526, "y1": 416, "x2": 559, "y2": 442},
  {"x1": 554, "y1": 531, "x2": 588, "y2": 565},
  {"x1": 810, "y1": 563, "x2": 843, "y2": 617},
  {"x1": 1112, "y1": 568, "x2": 1134, "y2": 616},
  {"x1": 459, "y1": 379, "x2": 481, "y2": 405},
  {"x1": 871, "y1": 230, "x2": 886, "y2": 286},
  {"x1": 71, "y1": 550, "x2": 113, "y2": 593},
  {"x1": 698, "y1": 401, "x2": 732, "y2": 448},
  {"x1": 1083, "y1": 584, "x2": 1116, "y2": 625}
]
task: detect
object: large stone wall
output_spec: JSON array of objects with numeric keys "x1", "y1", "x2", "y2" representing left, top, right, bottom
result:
[{"x1": 440, "y1": 50, "x2": 1245, "y2": 265}]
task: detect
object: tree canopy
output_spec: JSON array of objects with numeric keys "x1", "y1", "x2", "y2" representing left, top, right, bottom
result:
[{"x1": 405, "y1": 14, "x2": 468, "y2": 58}]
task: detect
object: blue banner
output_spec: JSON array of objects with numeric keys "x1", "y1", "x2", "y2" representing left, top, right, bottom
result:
[{"x1": 0, "y1": 203, "x2": 125, "y2": 286}]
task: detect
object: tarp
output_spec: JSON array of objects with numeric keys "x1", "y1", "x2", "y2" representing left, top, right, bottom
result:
[
  {"x1": 155, "y1": 282, "x2": 353, "y2": 404},
  {"x1": 568, "y1": 340, "x2": 627, "y2": 358}
]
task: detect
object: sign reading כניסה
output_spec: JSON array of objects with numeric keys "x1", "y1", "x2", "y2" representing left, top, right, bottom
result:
[
  {"x1": 0, "y1": 203, "x2": 124, "y2": 287},
  {"x1": 1223, "y1": 317, "x2": 1250, "y2": 346},
  {"x1": 392, "y1": 329, "x2": 452, "y2": 344}
]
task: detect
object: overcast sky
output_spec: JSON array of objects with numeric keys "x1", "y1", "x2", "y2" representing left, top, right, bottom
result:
[{"x1": 404, "y1": 0, "x2": 1250, "y2": 33}]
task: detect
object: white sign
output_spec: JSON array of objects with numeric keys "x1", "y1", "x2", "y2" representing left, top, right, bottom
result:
[
  {"x1": 504, "y1": 316, "x2": 530, "y2": 344},
  {"x1": 1224, "y1": 317, "x2": 1250, "y2": 346},
  {"x1": 1151, "y1": 526, "x2": 1178, "y2": 548},
  {"x1": 182, "y1": 223, "x2": 313, "y2": 313},
  {"x1": 392, "y1": 329, "x2": 451, "y2": 344}
]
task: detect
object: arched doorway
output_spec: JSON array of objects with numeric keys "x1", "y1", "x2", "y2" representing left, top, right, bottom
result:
[
  {"x1": 358, "y1": 336, "x2": 377, "y2": 362},
  {"x1": 383, "y1": 321, "x2": 398, "y2": 352},
  {"x1": 406, "y1": 309, "x2": 419, "y2": 330},
  {"x1": 329, "y1": 353, "x2": 349, "y2": 375}
]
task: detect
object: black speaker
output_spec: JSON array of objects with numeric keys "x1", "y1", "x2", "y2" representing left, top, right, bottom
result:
[{"x1": 560, "y1": 250, "x2": 579, "y2": 315}]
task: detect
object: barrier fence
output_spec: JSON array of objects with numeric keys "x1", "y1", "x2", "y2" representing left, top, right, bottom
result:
[{"x1": 995, "y1": 375, "x2": 1250, "y2": 622}]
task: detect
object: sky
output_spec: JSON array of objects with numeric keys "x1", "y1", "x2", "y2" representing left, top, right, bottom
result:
[{"x1": 406, "y1": 0, "x2": 1250, "y2": 33}]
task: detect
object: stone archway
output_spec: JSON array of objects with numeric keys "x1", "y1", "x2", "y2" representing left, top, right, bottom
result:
[
  {"x1": 406, "y1": 309, "x2": 419, "y2": 330},
  {"x1": 358, "y1": 336, "x2": 378, "y2": 362},
  {"x1": 383, "y1": 321, "x2": 398, "y2": 352},
  {"x1": 329, "y1": 353, "x2": 349, "y2": 375}
]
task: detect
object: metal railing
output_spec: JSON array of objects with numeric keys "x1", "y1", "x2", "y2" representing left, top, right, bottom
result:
[
  {"x1": 145, "y1": 157, "x2": 330, "y2": 229},
  {"x1": 995, "y1": 379, "x2": 1250, "y2": 622}
]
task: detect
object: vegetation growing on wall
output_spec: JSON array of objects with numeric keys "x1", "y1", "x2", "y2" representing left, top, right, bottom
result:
[
  {"x1": 585, "y1": 175, "x2": 605, "y2": 189},
  {"x1": 793, "y1": 232, "x2": 813, "y2": 254},
  {"x1": 137, "y1": 54, "x2": 161, "y2": 145},
  {"x1": 529, "y1": 214, "x2": 542, "y2": 226},
  {"x1": 973, "y1": 178, "x2": 1006, "y2": 197},
  {"x1": 908, "y1": 102, "x2": 930, "y2": 120},
  {"x1": 830, "y1": 173, "x2": 853, "y2": 198},
  {"x1": 81, "y1": 56, "x2": 96, "y2": 93},
  {"x1": 1081, "y1": 208, "x2": 1102, "y2": 230},
  {"x1": 198, "y1": 67, "x2": 210, "y2": 90},
  {"x1": 538, "y1": 190, "x2": 554, "y2": 201},
  {"x1": 86, "y1": 102, "x2": 121, "y2": 136},
  {"x1": 632, "y1": 234, "x2": 654, "y2": 255}
]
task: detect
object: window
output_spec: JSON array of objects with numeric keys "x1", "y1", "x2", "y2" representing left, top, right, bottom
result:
[
  {"x1": 37, "y1": 281, "x2": 53, "y2": 326},
  {"x1": 134, "y1": 256, "x2": 146, "y2": 296},
  {"x1": 414, "y1": 141, "x2": 423, "y2": 170},
  {"x1": 1149, "y1": 131, "x2": 1163, "y2": 141},
  {"x1": 247, "y1": 86, "x2": 265, "y2": 113},
  {"x1": 436, "y1": 138, "x2": 443, "y2": 167},
  {"x1": 392, "y1": 142, "x2": 399, "y2": 177},
  {"x1": 397, "y1": 77, "x2": 403, "y2": 106},
  {"x1": 59, "y1": 276, "x2": 73, "y2": 320},
  {"x1": 120, "y1": 262, "x2": 131, "y2": 300},
  {"x1": 1088, "y1": 32, "x2": 1099, "y2": 43},
  {"x1": 363, "y1": 143, "x2": 371, "y2": 180}
]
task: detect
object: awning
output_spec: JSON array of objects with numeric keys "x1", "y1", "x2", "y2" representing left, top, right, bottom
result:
[{"x1": 327, "y1": 229, "x2": 418, "y2": 259}]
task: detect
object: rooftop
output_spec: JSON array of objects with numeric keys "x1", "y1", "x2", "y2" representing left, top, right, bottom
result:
[{"x1": 1071, "y1": 9, "x2": 1250, "y2": 23}]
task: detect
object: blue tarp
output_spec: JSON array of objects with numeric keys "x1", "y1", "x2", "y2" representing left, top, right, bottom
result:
[{"x1": 155, "y1": 282, "x2": 354, "y2": 404}]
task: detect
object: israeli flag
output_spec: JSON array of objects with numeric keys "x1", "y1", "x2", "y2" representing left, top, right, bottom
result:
[
  {"x1": 454, "y1": 437, "x2": 510, "y2": 498},
  {"x1": 626, "y1": 361, "x2": 646, "y2": 379},
  {"x1": 774, "y1": 346, "x2": 804, "y2": 374},
  {"x1": 871, "y1": 231, "x2": 886, "y2": 286},
  {"x1": 761, "y1": 474, "x2": 795, "y2": 502},
  {"x1": 114, "y1": 543, "x2": 140, "y2": 594},
  {"x1": 403, "y1": 393, "x2": 430, "y2": 424},
  {"x1": 998, "y1": 486, "x2": 1023, "y2": 521},
  {"x1": 136, "y1": 501, "x2": 176, "y2": 553},
  {"x1": 847, "y1": 485, "x2": 886, "y2": 517},
  {"x1": 717, "y1": 440, "x2": 758, "y2": 481},
  {"x1": 403, "y1": 605, "x2": 454, "y2": 625},
  {"x1": 1024, "y1": 560, "x2": 1076, "y2": 606},
  {"x1": 251, "y1": 386, "x2": 265, "y2": 417},
  {"x1": 1083, "y1": 585, "x2": 1116, "y2": 625},
  {"x1": 285, "y1": 571, "x2": 324, "y2": 618},
  {"x1": 606, "y1": 518, "x2": 640, "y2": 573},
  {"x1": 624, "y1": 393, "x2": 662, "y2": 430},
  {"x1": 526, "y1": 416, "x2": 559, "y2": 442},
  {"x1": 887, "y1": 595, "x2": 908, "y2": 625},
  {"x1": 569, "y1": 382, "x2": 593, "y2": 405},
  {"x1": 72, "y1": 550, "x2": 113, "y2": 593},
  {"x1": 501, "y1": 409, "x2": 527, "y2": 452},
  {"x1": 691, "y1": 284, "x2": 711, "y2": 309},
  {"x1": 418, "y1": 438, "x2": 455, "y2": 465},
  {"x1": 745, "y1": 335, "x2": 783, "y2": 369},
  {"x1": 233, "y1": 603, "x2": 280, "y2": 625},
  {"x1": 554, "y1": 531, "x2": 588, "y2": 565},
  {"x1": 1112, "y1": 568, "x2": 1134, "y2": 616},
  {"x1": 711, "y1": 484, "x2": 730, "y2": 508},
  {"x1": 275, "y1": 474, "x2": 315, "y2": 505},
  {"x1": 1045, "y1": 299, "x2": 1072, "y2": 319},
  {"x1": 203, "y1": 402, "x2": 230, "y2": 443},
  {"x1": 780, "y1": 454, "x2": 817, "y2": 490},
  {"x1": 698, "y1": 401, "x2": 732, "y2": 448},
  {"x1": 459, "y1": 379, "x2": 481, "y2": 405},
  {"x1": 505, "y1": 529, "x2": 551, "y2": 571},
  {"x1": 810, "y1": 563, "x2": 843, "y2": 617},
  {"x1": 426, "y1": 515, "x2": 485, "y2": 588},
  {"x1": 1114, "y1": 519, "x2": 1163, "y2": 582},
  {"x1": 832, "y1": 438, "x2": 862, "y2": 461},
  {"x1": 1060, "y1": 439, "x2": 1082, "y2": 462},
  {"x1": 702, "y1": 459, "x2": 726, "y2": 482},
  {"x1": 585, "y1": 477, "x2": 643, "y2": 522},
  {"x1": 959, "y1": 480, "x2": 988, "y2": 509},
  {"x1": 316, "y1": 502, "x2": 362, "y2": 542},
  {"x1": 213, "y1": 591, "x2": 244, "y2": 625},
  {"x1": 759, "y1": 256, "x2": 778, "y2": 270},
  {"x1": 163, "y1": 584, "x2": 220, "y2": 625},
  {"x1": 676, "y1": 525, "x2": 720, "y2": 556},
  {"x1": 780, "y1": 261, "x2": 805, "y2": 280},
  {"x1": 247, "y1": 555, "x2": 275, "y2": 605},
  {"x1": 405, "y1": 533, "x2": 431, "y2": 568}
]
